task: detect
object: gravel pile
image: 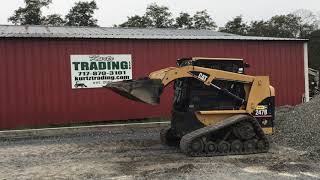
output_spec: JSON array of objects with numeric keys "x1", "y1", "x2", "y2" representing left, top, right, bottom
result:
[{"x1": 273, "y1": 95, "x2": 320, "y2": 158}]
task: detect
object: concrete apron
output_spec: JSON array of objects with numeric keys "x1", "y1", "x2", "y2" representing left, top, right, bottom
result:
[{"x1": 0, "y1": 121, "x2": 170, "y2": 139}]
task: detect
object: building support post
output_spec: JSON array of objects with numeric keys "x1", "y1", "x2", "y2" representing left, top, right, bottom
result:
[{"x1": 304, "y1": 42, "x2": 310, "y2": 102}]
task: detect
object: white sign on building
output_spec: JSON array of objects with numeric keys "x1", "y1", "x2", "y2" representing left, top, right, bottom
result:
[{"x1": 70, "y1": 54, "x2": 132, "y2": 89}]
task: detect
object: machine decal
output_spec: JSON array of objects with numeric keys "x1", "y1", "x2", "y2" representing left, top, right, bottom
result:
[
  {"x1": 252, "y1": 97, "x2": 275, "y2": 129},
  {"x1": 254, "y1": 105, "x2": 268, "y2": 116},
  {"x1": 198, "y1": 73, "x2": 208, "y2": 82},
  {"x1": 189, "y1": 71, "x2": 210, "y2": 82}
]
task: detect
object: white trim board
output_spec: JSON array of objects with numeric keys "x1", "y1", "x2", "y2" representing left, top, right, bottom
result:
[{"x1": 304, "y1": 43, "x2": 310, "y2": 102}]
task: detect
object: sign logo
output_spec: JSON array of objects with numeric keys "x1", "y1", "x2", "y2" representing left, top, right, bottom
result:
[{"x1": 70, "y1": 54, "x2": 132, "y2": 89}]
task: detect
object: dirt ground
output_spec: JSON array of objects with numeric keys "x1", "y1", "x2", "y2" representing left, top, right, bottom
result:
[{"x1": 0, "y1": 123, "x2": 320, "y2": 180}]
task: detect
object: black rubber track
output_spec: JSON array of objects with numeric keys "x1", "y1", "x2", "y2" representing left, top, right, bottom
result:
[{"x1": 179, "y1": 114, "x2": 269, "y2": 157}]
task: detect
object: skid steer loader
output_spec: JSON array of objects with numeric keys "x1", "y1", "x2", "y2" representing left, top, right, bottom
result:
[{"x1": 105, "y1": 57, "x2": 275, "y2": 156}]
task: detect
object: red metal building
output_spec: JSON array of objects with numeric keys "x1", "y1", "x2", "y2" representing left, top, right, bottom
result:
[{"x1": 0, "y1": 25, "x2": 309, "y2": 129}]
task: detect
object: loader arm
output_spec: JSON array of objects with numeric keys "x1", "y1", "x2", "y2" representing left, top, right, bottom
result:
[
  {"x1": 105, "y1": 65, "x2": 274, "y2": 113},
  {"x1": 148, "y1": 65, "x2": 255, "y2": 86}
]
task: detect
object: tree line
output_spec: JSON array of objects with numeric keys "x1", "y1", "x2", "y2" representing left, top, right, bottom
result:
[
  {"x1": 9, "y1": 0, "x2": 98, "y2": 26},
  {"x1": 10, "y1": 1, "x2": 320, "y2": 38},
  {"x1": 8, "y1": 1, "x2": 320, "y2": 70},
  {"x1": 117, "y1": 4, "x2": 320, "y2": 39},
  {"x1": 117, "y1": 6, "x2": 217, "y2": 30}
]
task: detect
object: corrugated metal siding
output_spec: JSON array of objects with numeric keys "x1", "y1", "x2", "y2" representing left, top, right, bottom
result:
[{"x1": 0, "y1": 38, "x2": 305, "y2": 129}]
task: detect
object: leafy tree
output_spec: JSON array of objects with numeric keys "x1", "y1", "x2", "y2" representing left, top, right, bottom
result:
[
  {"x1": 246, "y1": 14, "x2": 316, "y2": 38},
  {"x1": 293, "y1": 9, "x2": 318, "y2": 27},
  {"x1": 8, "y1": 0, "x2": 52, "y2": 25},
  {"x1": 267, "y1": 14, "x2": 318, "y2": 38},
  {"x1": 144, "y1": 3, "x2": 174, "y2": 28},
  {"x1": 267, "y1": 14, "x2": 301, "y2": 38},
  {"x1": 174, "y1": 12, "x2": 193, "y2": 29},
  {"x1": 65, "y1": 0, "x2": 98, "y2": 26},
  {"x1": 299, "y1": 23, "x2": 317, "y2": 39},
  {"x1": 193, "y1": 10, "x2": 217, "y2": 30},
  {"x1": 247, "y1": 20, "x2": 270, "y2": 36},
  {"x1": 220, "y1": 16, "x2": 247, "y2": 35},
  {"x1": 119, "y1": 15, "x2": 151, "y2": 28},
  {"x1": 292, "y1": 9, "x2": 319, "y2": 38},
  {"x1": 43, "y1": 14, "x2": 65, "y2": 26}
]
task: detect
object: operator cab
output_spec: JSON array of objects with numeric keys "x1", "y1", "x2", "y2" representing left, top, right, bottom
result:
[{"x1": 174, "y1": 57, "x2": 248, "y2": 111}]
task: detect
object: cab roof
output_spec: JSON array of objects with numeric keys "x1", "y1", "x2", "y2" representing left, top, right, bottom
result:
[
  {"x1": 177, "y1": 57, "x2": 244, "y2": 63},
  {"x1": 192, "y1": 57, "x2": 243, "y2": 61}
]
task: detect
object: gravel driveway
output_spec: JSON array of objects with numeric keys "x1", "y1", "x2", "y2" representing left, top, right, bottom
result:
[{"x1": 0, "y1": 123, "x2": 319, "y2": 180}]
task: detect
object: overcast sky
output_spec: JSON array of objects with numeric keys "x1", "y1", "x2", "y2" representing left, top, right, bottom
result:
[{"x1": 1, "y1": 0, "x2": 320, "y2": 27}]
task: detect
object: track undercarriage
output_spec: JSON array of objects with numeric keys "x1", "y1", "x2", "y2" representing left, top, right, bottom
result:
[{"x1": 161, "y1": 115, "x2": 269, "y2": 156}]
